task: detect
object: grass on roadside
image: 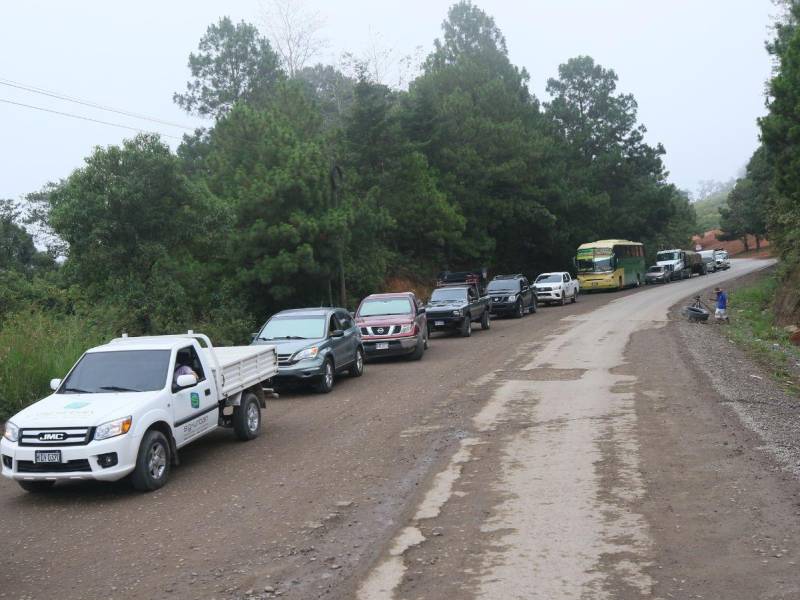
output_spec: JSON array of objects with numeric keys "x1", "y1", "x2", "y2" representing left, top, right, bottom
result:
[
  {"x1": 727, "y1": 274, "x2": 800, "y2": 394},
  {"x1": 0, "y1": 310, "x2": 115, "y2": 420}
]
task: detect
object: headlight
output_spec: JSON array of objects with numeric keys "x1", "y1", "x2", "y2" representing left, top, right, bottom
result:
[
  {"x1": 398, "y1": 323, "x2": 415, "y2": 335},
  {"x1": 507, "y1": 295, "x2": 517, "y2": 302},
  {"x1": 94, "y1": 416, "x2": 132, "y2": 441},
  {"x1": 452, "y1": 310, "x2": 462, "y2": 316},
  {"x1": 293, "y1": 346, "x2": 319, "y2": 361},
  {"x1": 3, "y1": 422, "x2": 19, "y2": 443}
]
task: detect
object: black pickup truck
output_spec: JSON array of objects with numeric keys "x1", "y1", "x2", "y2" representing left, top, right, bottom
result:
[{"x1": 425, "y1": 270, "x2": 492, "y2": 337}]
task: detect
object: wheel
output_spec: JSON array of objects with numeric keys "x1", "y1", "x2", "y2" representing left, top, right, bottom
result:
[
  {"x1": 233, "y1": 391, "x2": 261, "y2": 441},
  {"x1": 560, "y1": 293, "x2": 566, "y2": 306},
  {"x1": 348, "y1": 348, "x2": 365, "y2": 377},
  {"x1": 531, "y1": 298, "x2": 538, "y2": 313},
  {"x1": 571, "y1": 290, "x2": 577, "y2": 303},
  {"x1": 460, "y1": 316, "x2": 472, "y2": 337},
  {"x1": 481, "y1": 310, "x2": 491, "y2": 330},
  {"x1": 514, "y1": 301, "x2": 524, "y2": 319},
  {"x1": 408, "y1": 337, "x2": 425, "y2": 360},
  {"x1": 18, "y1": 480, "x2": 55, "y2": 493},
  {"x1": 423, "y1": 329, "x2": 429, "y2": 350},
  {"x1": 131, "y1": 430, "x2": 171, "y2": 492},
  {"x1": 315, "y1": 359, "x2": 335, "y2": 393}
]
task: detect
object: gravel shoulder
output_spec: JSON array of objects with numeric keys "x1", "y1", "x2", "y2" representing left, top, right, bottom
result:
[{"x1": 632, "y1": 265, "x2": 800, "y2": 599}]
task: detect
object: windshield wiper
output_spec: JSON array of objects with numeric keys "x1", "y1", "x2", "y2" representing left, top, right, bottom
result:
[
  {"x1": 99, "y1": 385, "x2": 142, "y2": 392},
  {"x1": 62, "y1": 386, "x2": 91, "y2": 394},
  {"x1": 273, "y1": 335, "x2": 308, "y2": 340}
]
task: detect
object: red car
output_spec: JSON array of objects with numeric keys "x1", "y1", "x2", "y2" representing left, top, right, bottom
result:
[{"x1": 355, "y1": 292, "x2": 428, "y2": 361}]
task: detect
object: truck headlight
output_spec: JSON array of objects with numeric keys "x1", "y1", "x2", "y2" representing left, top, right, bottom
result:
[
  {"x1": 3, "y1": 422, "x2": 18, "y2": 443},
  {"x1": 507, "y1": 295, "x2": 517, "y2": 302},
  {"x1": 398, "y1": 323, "x2": 415, "y2": 335},
  {"x1": 452, "y1": 310, "x2": 462, "y2": 316},
  {"x1": 94, "y1": 416, "x2": 132, "y2": 441},
  {"x1": 293, "y1": 346, "x2": 319, "y2": 361}
]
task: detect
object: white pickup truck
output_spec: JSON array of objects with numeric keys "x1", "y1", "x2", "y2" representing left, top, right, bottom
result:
[
  {"x1": 534, "y1": 272, "x2": 580, "y2": 305},
  {"x1": 1, "y1": 332, "x2": 277, "y2": 493}
]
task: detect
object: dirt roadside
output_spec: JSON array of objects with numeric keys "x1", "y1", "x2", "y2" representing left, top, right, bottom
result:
[{"x1": 631, "y1": 269, "x2": 800, "y2": 599}]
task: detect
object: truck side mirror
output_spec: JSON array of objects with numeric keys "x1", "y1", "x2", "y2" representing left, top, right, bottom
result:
[
  {"x1": 251, "y1": 332, "x2": 259, "y2": 342},
  {"x1": 50, "y1": 378, "x2": 62, "y2": 391},
  {"x1": 176, "y1": 374, "x2": 198, "y2": 389},
  {"x1": 418, "y1": 307, "x2": 426, "y2": 314}
]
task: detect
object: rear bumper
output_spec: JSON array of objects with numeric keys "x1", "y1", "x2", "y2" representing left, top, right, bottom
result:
[
  {"x1": 1, "y1": 435, "x2": 138, "y2": 483},
  {"x1": 363, "y1": 336, "x2": 419, "y2": 357}
]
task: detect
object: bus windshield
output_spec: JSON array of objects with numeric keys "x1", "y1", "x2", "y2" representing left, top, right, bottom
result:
[{"x1": 576, "y1": 252, "x2": 613, "y2": 273}]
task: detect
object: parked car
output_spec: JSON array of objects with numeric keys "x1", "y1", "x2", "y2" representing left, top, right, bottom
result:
[
  {"x1": 656, "y1": 249, "x2": 706, "y2": 280},
  {"x1": 487, "y1": 274, "x2": 537, "y2": 318},
  {"x1": 715, "y1": 249, "x2": 731, "y2": 270},
  {"x1": 644, "y1": 264, "x2": 671, "y2": 284},
  {"x1": 426, "y1": 270, "x2": 491, "y2": 337},
  {"x1": 698, "y1": 250, "x2": 717, "y2": 273},
  {"x1": 252, "y1": 307, "x2": 364, "y2": 393},
  {"x1": 1, "y1": 332, "x2": 277, "y2": 493},
  {"x1": 355, "y1": 292, "x2": 427, "y2": 361},
  {"x1": 534, "y1": 272, "x2": 580, "y2": 305}
]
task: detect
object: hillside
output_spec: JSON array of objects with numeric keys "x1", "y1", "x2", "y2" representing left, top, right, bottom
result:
[{"x1": 692, "y1": 189, "x2": 729, "y2": 232}]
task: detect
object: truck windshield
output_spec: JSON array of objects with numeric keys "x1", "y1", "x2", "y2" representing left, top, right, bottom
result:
[
  {"x1": 535, "y1": 274, "x2": 562, "y2": 283},
  {"x1": 647, "y1": 266, "x2": 663, "y2": 273},
  {"x1": 430, "y1": 288, "x2": 467, "y2": 302},
  {"x1": 260, "y1": 315, "x2": 326, "y2": 340},
  {"x1": 657, "y1": 251, "x2": 680, "y2": 261},
  {"x1": 60, "y1": 350, "x2": 170, "y2": 393},
  {"x1": 359, "y1": 298, "x2": 413, "y2": 316}
]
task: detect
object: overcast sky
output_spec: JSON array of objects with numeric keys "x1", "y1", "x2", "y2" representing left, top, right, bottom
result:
[{"x1": 0, "y1": 0, "x2": 775, "y2": 201}]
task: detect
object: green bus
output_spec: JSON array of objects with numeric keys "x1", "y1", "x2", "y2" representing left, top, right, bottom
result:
[{"x1": 575, "y1": 239, "x2": 645, "y2": 291}]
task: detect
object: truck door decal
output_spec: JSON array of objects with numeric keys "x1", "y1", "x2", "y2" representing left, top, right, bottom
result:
[{"x1": 174, "y1": 403, "x2": 218, "y2": 428}]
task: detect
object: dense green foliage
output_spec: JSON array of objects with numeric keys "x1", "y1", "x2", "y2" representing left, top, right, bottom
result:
[
  {"x1": 0, "y1": 2, "x2": 700, "y2": 417},
  {"x1": 692, "y1": 183, "x2": 732, "y2": 233}
]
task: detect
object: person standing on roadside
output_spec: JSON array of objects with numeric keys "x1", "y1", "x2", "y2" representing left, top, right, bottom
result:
[{"x1": 714, "y1": 287, "x2": 729, "y2": 323}]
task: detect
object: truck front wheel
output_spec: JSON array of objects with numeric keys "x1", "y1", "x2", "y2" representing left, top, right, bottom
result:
[
  {"x1": 233, "y1": 391, "x2": 261, "y2": 441},
  {"x1": 460, "y1": 316, "x2": 472, "y2": 337},
  {"x1": 481, "y1": 310, "x2": 491, "y2": 330},
  {"x1": 131, "y1": 430, "x2": 171, "y2": 492},
  {"x1": 18, "y1": 480, "x2": 55, "y2": 493}
]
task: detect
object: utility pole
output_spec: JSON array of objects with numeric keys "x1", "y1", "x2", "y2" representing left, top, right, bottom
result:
[{"x1": 330, "y1": 162, "x2": 346, "y2": 307}]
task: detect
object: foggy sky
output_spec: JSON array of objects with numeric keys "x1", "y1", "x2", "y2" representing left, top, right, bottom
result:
[{"x1": 0, "y1": 1, "x2": 775, "y2": 201}]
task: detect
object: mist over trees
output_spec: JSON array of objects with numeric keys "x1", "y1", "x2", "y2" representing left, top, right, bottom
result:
[{"x1": 2, "y1": 1, "x2": 697, "y2": 342}]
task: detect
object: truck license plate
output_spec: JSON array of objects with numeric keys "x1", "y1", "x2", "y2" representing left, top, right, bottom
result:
[
  {"x1": 434, "y1": 321, "x2": 444, "y2": 326},
  {"x1": 35, "y1": 450, "x2": 61, "y2": 464},
  {"x1": 376, "y1": 342, "x2": 389, "y2": 350}
]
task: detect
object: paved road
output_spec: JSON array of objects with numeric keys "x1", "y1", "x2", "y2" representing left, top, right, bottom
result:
[{"x1": 0, "y1": 259, "x2": 784, "y2": 600}]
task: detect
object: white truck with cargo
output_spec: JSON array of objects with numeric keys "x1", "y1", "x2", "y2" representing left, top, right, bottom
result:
[
  {"x1": 1, "y1": 332, "x2": 277, "y2": 493},
  {"x1": 656, "y1": 249, "x2": 707, "y2": 280}
]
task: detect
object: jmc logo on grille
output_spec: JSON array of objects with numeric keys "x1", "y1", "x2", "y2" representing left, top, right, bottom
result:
[{"x1": 38, "y1": 432, "x2": 66, "y2": 441}]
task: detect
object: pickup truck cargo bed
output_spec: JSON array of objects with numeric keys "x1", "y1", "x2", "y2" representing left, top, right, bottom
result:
[{"x1": 200, "y1": 346, "x2": 278, "y2": 398}]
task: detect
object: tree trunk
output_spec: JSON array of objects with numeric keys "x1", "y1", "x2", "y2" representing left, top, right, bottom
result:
[
  {"x1": 742, "y1": 236, "x2": 750, "y2": 253},
  {"x1": 755, "y1": 235, "x2": 762, "y2": 250}
]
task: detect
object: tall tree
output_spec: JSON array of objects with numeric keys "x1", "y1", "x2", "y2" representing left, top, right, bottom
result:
[
  {"x1": 0, "y1": 200, "x2": 37, "y2": 271},
  {"x1": 262, "y1": 0, "x2": 328, "y2": 77},
  {"x1": 760, "y1": 1, "x2": 800, "y2": 263},
  {"x1": 403, "y1": 1, "x2": 556, "y2": 272},
  {"x1": 175, "y1": 17, "x2": 284, "y2": 118}
]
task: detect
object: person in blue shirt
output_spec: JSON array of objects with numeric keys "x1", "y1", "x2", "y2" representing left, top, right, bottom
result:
[{"x1": 714, "y1": 287, "x2": 729, "y2": 322}]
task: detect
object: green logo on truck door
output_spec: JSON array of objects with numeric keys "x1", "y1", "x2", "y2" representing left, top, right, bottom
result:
[{"x1": 190, "y1": 392, "x2": 200, "y2": 409}]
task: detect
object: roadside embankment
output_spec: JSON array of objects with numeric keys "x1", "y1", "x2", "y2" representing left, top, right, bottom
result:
[{"x1": 676, "y1": 266, "x2": 800, "y2": 476}]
